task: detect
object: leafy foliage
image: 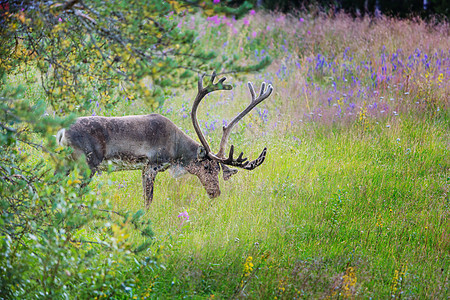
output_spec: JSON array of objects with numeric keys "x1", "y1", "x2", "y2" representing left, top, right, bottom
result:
[
  {"x1": 0, "y1": 0, "x2": 269, "y2": 298},
  {"x1": 0, "y1": 86, "x2": 156, "y2": 298},
  {"x1": 1, "y1": 0, "x2": 268, "y2": 113}
]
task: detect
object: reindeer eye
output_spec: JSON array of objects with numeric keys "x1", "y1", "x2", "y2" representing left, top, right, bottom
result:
[{"x1": 204, "y1": 164, "x2": 209, "y2": 170}]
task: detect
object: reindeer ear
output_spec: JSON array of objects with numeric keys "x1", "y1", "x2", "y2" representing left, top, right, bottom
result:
[
  {"x1": 220, "y1": 163, "x2": 238, "y2": 181},
  {"x1": 197, "y1": 146, "x2": 207, "y2": 160}
]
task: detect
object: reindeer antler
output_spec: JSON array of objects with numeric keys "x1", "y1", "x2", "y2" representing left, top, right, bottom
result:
[
  {"x1": 217, "y1": 81, "x2": 273, "y2": 157},
  {"x1": 191, "y1": 72, "x2": 232, "y2": 155},
  {"x1": 191, "y1": 71, "x2": 273, "y2": 170}
]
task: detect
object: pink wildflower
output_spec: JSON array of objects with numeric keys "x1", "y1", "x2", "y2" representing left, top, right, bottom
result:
[
  {"x1": 178, "y1": 211, "x2": 189, "y2": 226},
  {"x1": 276, "y1": 15, "x2": 285, "y2": 22},
  {"x1": 207, "y1": 15, "x2": 221, "y2": 26}
]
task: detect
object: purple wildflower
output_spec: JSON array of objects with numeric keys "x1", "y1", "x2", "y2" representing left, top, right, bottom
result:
[
  {"x1": 178, "y1": 211, "x2": 189, "y2": 226},
  {"x1": 207, "y1": 15, "x2": 221, "y2": 26}
]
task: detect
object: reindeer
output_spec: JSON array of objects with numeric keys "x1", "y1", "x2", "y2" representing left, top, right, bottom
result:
[{"x1": 56, "y1": 72, "x2": 273, "y2": 208}]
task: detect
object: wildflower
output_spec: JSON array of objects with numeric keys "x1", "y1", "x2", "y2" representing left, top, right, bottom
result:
[
  {"x1": 342, "y1": 267, "x2": 357, "y2": 297},
  {"x1": 243, "y1": 18, "x2": 249, "y2": 25},
  {"x1": 207, "y1": 15, "x2": 221, "y2": 26},
  {"x1": 178, "y1": 211, "x2": 189, "y2": 226},
  {"x1": 391, "y1": 269, "x2": 399, "y2": 294},
  {"x1": 437, "y1": 73, "x2": 443, "y2": 85},
  {"x1": 376, "y1": 213, "x2": 383, "y2": 227},
  {"x1": 278, "y1": 279, "x2": 286, "y2": 293},
  {"x1": 243, "y1": 256, "x2": 254, "y2": 276},
  {"x1": 213, "y1": 0, "x2": 220, "y2": 3},
  {"x1": 299, "y1": 17, "x2": 304, "y2": 22}
]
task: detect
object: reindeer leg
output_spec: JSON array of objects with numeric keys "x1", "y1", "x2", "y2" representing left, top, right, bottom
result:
[
  {"x1": 142, "y1": 163, "x2": 171, "y2": 209},
  {"x1": 142, "y1": 167, "x2": 157, "y2": 209},
  {"x1": 78, "y1": 150, "x2": 102, "y2": 190},
  {"x1": 80, "y1": 167, "x2": 97, "y2": 190}
]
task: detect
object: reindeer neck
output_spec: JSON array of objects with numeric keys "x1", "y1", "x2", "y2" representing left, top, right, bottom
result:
[{"x1": 174, "y1": 129, "x2": 201, "y2": 166}]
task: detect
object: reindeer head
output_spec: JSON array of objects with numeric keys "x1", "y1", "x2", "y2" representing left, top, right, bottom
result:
[
  {"x1": 187, "y1": 72, "x2": 273, "y2": 199},
  {"x1": 185, "y1": 156, "x2": 221, "y2": 198}
]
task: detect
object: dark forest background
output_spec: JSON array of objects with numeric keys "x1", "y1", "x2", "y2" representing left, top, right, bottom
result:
[{"x1": 236, "y1": 0, "x2": 449, "y2": 19}]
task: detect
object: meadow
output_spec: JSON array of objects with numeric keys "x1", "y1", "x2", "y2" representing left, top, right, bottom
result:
[{"x1": 12, "y1": 10, "x2": 449, "y2": 299}]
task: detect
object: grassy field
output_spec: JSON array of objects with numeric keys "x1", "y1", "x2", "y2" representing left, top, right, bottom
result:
[
  {"x1": 15, "y1": 10, "x2": 449, "y2": 299},
  {"x1": 99, "y1": 116, "x2": 448, "y2": 298}
]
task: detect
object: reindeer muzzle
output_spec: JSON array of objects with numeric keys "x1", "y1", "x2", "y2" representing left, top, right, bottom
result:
[{"x1": 207, "y1": 189, "x2": 220, "y2": 199}]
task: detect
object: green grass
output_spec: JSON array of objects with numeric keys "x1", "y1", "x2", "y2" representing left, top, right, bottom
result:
[{"x1": 93, "y1": 115, "x2": 448, "y2": 298}]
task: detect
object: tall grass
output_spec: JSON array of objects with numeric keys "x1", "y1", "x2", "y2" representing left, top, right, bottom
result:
[
  {"x1": 99, "y1": 115, "x2": 447, "y2": 298},
  {"x1": 17, "y1": 10, "x2": 449, "y2": 299}
]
